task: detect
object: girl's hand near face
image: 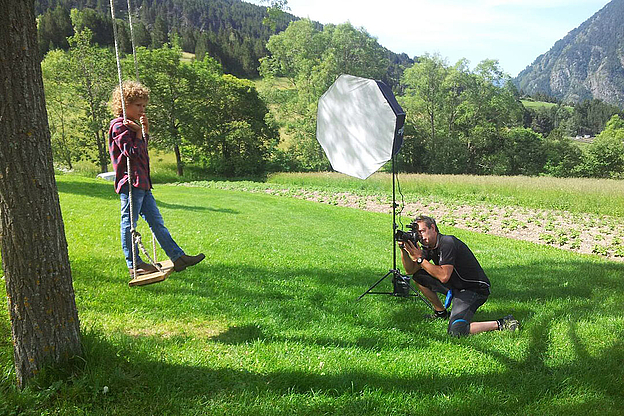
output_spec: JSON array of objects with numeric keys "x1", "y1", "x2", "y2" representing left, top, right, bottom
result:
[
  {"x1": 123, "y1": 119, "x2": 142, "y2": 137},
  {"x1": 139, "y1": 115, "x2": 149, "y2": 135},
  {"x1": 123, "y1": 115, "x2": 148, "y2": 139}
]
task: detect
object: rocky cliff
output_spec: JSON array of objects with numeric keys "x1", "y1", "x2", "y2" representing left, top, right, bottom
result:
[{"x1": 515, "y1": 0, "x2": 624, "y2": 107}]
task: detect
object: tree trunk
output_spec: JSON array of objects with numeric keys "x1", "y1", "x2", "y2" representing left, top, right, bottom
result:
[
  {"x1": 174, "y1": 144, "x2": 184, "y2": 176},
  {"x1": 97, "y1": 129, "x2": 108, "y2": 173},
  {"x1": 0, "y1": 0, "x2": 82, "y2": 388}
]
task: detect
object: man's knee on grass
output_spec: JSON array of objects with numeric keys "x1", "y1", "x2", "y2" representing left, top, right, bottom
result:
[{"x1": 448, "y1": 318, "x2": 470, "y2": 337}]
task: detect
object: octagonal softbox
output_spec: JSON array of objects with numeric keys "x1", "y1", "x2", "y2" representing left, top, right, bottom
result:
[{"x1": 316, "y1": 74, "x2": 405, "y2": 179}]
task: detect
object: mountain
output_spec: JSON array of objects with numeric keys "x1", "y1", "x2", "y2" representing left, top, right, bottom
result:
[{"x1": 514, "y1": 0, "x2": 624, "y2": 107}]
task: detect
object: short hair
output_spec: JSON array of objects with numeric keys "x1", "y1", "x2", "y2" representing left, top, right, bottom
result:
[
  {"x1": 413, "y1": 215, "x2": 438, "y2": 232},
  {"x1": 109, "y1": 80, "x2": 150, "y2": 117}
]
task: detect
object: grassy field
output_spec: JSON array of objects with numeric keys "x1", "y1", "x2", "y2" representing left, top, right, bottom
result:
[
  {"x1": 1, "y1": 174, "x2": 623, "y2": 415},
  {"x1": 520, "y1": 100, "x2": 559, "y2": 110},
  {"x1": 181, "y1": 52, "x2": 196, "y2": 63},
  {"x1": 266, "y1": 172, "x2": 624, "y2": 217}
]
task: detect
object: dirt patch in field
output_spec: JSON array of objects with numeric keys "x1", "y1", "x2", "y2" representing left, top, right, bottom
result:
[
  {"x1": 257, "y1": 188, "x2": 624, "y2": 262},
  {"x1": 182, "y1": 181, "x2": 624, "y2": 262}
]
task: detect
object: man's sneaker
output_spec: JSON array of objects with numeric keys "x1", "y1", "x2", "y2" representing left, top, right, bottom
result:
[
  {"x1": 425, "y1": 309, "x2": 450, "y2": 320},
  {"x1": 174, "y1": 253, "x2": 205, "y2": 272},
  {"x1": 497, "y1": 315, "x2": 520, "y2": 331}
]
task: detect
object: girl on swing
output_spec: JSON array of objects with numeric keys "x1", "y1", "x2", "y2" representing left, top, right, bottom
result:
[{"x1": 108, "y1": 80, "x2": 205, "y2": 277}]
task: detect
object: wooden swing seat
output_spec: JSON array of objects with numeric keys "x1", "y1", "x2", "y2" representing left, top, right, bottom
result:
[{"x1": 128, "y1": 260, "x2": 174, "y2": 287}]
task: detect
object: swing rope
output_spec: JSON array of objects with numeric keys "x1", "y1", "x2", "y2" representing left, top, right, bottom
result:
[
  {"x1": 109, "y1": 0, "x2": 163, "y2": 278},
  {"x1": 126, "y1": 0, "x2": 141, "y2": 83}
]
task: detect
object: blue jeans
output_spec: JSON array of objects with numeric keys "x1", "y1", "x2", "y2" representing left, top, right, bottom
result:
[{"x1": 120, "y1": 185, "x2": 184, "y2": 268}]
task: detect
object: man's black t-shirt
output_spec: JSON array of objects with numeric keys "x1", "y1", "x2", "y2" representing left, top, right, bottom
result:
[{"x1": 422, "y1": 234, "x2": 491, "y2": 295}]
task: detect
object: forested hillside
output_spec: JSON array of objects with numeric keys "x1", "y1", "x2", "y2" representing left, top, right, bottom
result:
[
  {"x1": 36, "y1": 0, "x2": 624, "y2": 179},
  {"x1": 36, "y1": 0, "x2": 413, "y2": 82},
  {"x1": 37, "y1": 0, "x2": 297, "y2": 78},
  {"x1": 515, "y1": 0, "x2": 624, "y2": 107}
]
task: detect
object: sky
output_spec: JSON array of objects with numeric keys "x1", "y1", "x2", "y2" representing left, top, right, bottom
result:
[{"x1": 249, "y1": 0, "x2": 612, "y2": 77}]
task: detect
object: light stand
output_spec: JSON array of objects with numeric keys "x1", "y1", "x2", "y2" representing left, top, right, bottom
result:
[
  {"x1": 357, "y1": 155, "x2": 434, "y2": 311},
  {"x1": 314, "y1": 74, "x2": 433, "y2": 310}
]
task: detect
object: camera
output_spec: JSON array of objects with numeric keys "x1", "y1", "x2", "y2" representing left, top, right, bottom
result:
[{"x1": 394, "y1": 223, "x2": 421, "y2": 246}]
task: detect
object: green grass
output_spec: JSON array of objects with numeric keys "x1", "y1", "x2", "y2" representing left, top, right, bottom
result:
[
  {"x1": 266, "y1": 172, "x2": 624, "y2": 217},
  {"x1": 521, "y1": 99, "x2": 559, "y2": 110},
  {"x1": 181, "y1": 52, "x2": 195, "y2": 63},
  {"x1": 57, "y1": 150, "x2": 239, "y2": 184},
  {"x1": 520, "y1": 99, "x2": 574, "y2": 111},
  {"x1": 1, "y1": 175, "x2": 623, "y2": 415}
]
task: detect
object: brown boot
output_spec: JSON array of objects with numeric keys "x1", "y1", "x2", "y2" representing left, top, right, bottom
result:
[
  {"x1": 174, "y1": 253, "x2": 205, "y2": 272},
  {"x1": 129, "y1": 262, "x2": 159, "y2": 277}
]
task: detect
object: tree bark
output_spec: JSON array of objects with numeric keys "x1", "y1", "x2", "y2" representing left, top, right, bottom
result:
[
  {"x1": 97, "y1": 129, "x2": 108, "y2": 173},
  {"x1": 0, "y1": 0, "x2": 81, "y2": 388},
  {"x1": 174, "y1": 143, "x2": 184, "y2": 176}
]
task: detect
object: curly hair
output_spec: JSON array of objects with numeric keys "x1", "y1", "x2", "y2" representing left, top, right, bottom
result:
[{"x1": 109, "y1": 80, "x2": 150, "y2": 117}]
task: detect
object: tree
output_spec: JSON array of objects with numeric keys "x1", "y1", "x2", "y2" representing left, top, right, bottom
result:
[
  {"x1": 261, "y1": 0, "x2": 290, "y2": 32},
  {"x1": 502, "y1": 127, "x2": 546, "y2": 176},
  {"x1": 37, "y1": 5, "x2": 73, "y2": 56},
  {"x1": 400, "y1": 54, "x2": 449, "y2": 172},
  {"x1": 133, "y1": 44, "x2": 194, "y2": 176},
  {"x1": 0, "y1": 0, "x2": 81, "y2": 388},
  {"x1": 190, "y1": 73, "x2": 279, "y2": 176},
  {"x1": 527, "y1": 106, "x2": 555, "y2": 136},
  {"x1": 131, "y1": 19, "x2": 151, "y2": 48},
  {"x1": 583, "y1": 114, "x2": 624, "y2": 178},
  {"x1": 70, "y1": 7, "x2": 112, "y2": 47},
  {"x1": 399, "y1": 57, "x2": 524, "y2": 175},
  {"x1": 151, "y1": 15, "x2": 169, "y2": 48},
  {"x1": 67, "y1": 29, "x2": 116, "y2": 173},
  {"x1": 194, "y1": 31, "x2": 209, "y2": 61},
  {"x1": 41, "y1": 50, "x2": 86, "y2": 169},
  {"x1": 259, "y1": 19, "x2": 388, "y2": 170},
  {"x1": 543, "y1": 129, "x2": 583, "y2": 177},
  {"x1": 571, "y1": 99, "x2": 623, "y2": 137}
]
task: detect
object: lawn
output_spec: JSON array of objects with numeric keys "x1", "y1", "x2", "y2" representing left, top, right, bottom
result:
[
  {"x1": 520, "y1": 100, "x2": 559, "y2": 110},
  {"x1": 1, "y1": 175, "x2": 623, "y2": 415}
]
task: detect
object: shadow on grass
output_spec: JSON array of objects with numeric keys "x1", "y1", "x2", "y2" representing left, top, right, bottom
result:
[
  {"x1": 73, "y1": 252, "x2": 624, "y2": 326},
  {"x1": 34, "y1": 253, "x2": 622, "y2": 414},
  {"x1": 73, "y1": 253, "x2": 624, "y2": 354},
  {"x1": 55, "y1": 179, "x2": 240, "y2": 215},
  {"x1": 209, "y1": 324, "x2": 265, "y2": 345},
  {"x1": 486, "y1": 259, "x2": 624, "y2": 304},
  {"x1": 54, "y1": 320, "x2": 623, "y2": 415},
  {"x1": 3, "y1": 255, "x2": 623, "y2": 414},
  {"x1": 56, "y1": 179, "x2": 117, "y2": 200},
  {"x1": 155, "y1": 199, "x2": 240, "y2": 214}
]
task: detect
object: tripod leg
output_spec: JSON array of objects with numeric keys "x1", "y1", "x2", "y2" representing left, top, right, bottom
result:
[
  {"x1": 357, "y1": 270, "x2": 394, "y2": 300},
  {"x1": 406, "y1": 281, "x2": 434, "y2": 311}
]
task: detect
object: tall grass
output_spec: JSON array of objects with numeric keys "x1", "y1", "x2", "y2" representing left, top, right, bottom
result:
[
  {"x1": 268, "y1": 172, "x2": 624, "y2": 217},
  {"x1": 61, "y1": 152, "x2": 624, "y2": 217},
  {"x1": 1, "y1": 175, "x2": 623, "y2": 415}
]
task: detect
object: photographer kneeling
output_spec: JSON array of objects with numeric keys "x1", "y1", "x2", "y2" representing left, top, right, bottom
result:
[{"x1": 399, "y1": 215, "x2": 519, "y2": 336}]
